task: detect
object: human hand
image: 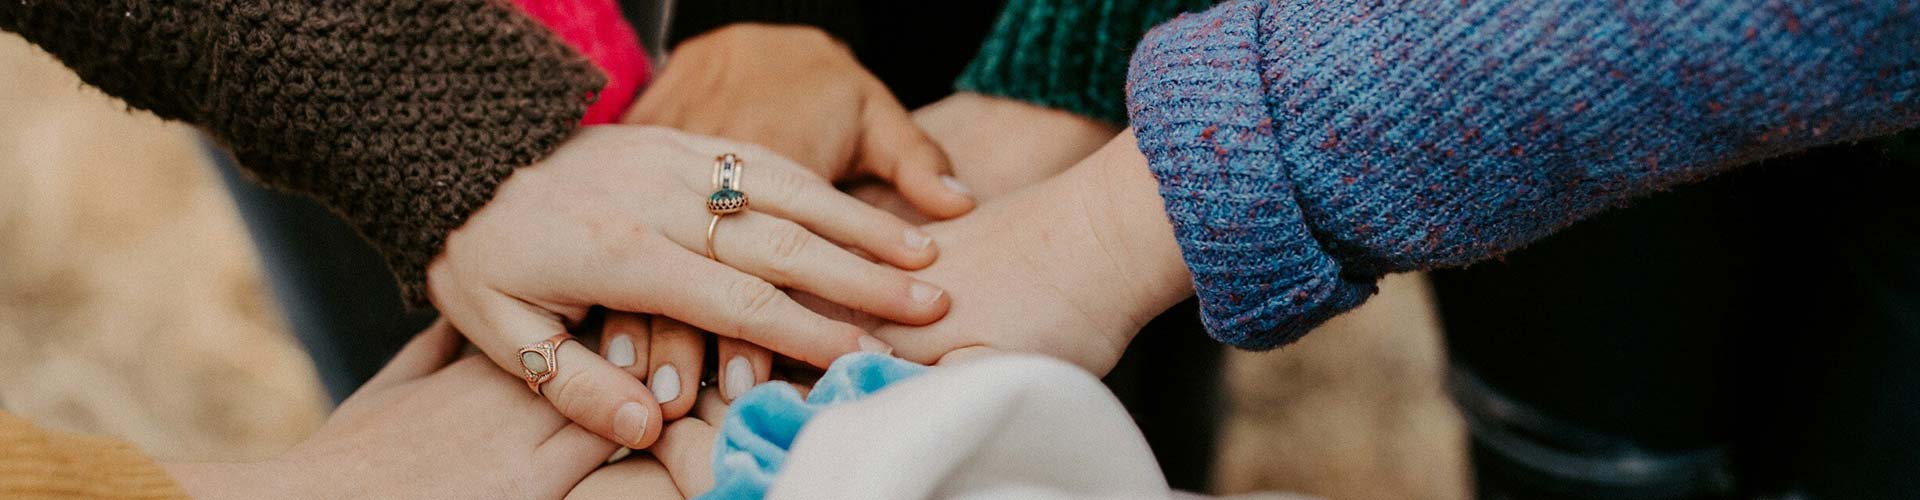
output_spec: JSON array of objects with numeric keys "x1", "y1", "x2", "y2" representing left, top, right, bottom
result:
[
  {"x1": 912, "y1": 92, "x2": 1121, "y2": 201},
  {"x1": 427, "y1": 126, "x2": 949, "y2": 448},
  {"x1": 627, "y1": 24, "x2": 972, "y2": 219},
  {"x1": 870, "y1": 131, "x2": 1193, "y2": 374},
  {"x1": 165, "y1": 322, "x2": 619, "y2": 500},
  {"x1": 564, "y1": 413, "x2": 719, "y2": 500},
  {"x1": 850, "y1": 92, "x2": 1122, "y2": 223}
]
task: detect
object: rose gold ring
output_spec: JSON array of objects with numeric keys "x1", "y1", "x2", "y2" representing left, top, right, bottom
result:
[
  {"x1": 705, "y1": 153, "x2": 747, "y2": 261},
  {"x1": 517, "y1": 333, "x2": 576, "y2": 396}
]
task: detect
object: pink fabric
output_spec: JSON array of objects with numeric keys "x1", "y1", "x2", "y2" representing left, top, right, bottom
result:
[{"x1": 510, "y1": 0, "x2": 651, "y2": 124}]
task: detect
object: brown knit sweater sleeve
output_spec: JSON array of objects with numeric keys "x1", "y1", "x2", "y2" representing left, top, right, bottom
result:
[
  {"x1": 0, "y1": 413, "x2": 188, "y2": 500},
  {"x1": 0, "y1": 0, "x2": 606, "y2": 304}
]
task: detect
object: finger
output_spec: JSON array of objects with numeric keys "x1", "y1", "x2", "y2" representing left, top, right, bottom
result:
[
  {"x1": 738, "y1": 160, "x2": 940, "y2": 270},
  {"x1": 698, "y1": 212, "x2": 949, "y2": 325},
  {"x1": 600, "y1": 311, "x2": 651, "y2": 377},
  {"x1": 692, "y1": 387, "x2": 730, "y2": 424},
  {"x1": 790, "y1": 290, "x2": 886, "y2": 331},
  {"x1": 467, "y1": 294, "x2": 664, "y2": 449},
  {"x1": 648, "y1": 317, "x2": 704, "y2": 419},
  {"x1": 540, "y1": 424, "x2": 629, "y2": 499},
  {"x1": 654, "y1": 417, "x2": 719, "y2": 497},
  {"x1": 857, "y1": 91, "x2": 974, "y2": 219},
  {"x1": 936, "y1": 345, "x2": 1005, "y2": 367},
  {"x1": 560, "y1": 454, "x2": 682, "y2": 500},
  {"x1": 360, "y1": 318, "x2": 464, "y2": 392},
  {"x1": 716, "y1": 337, "x2": 773, "y2": 402},
  {"x1": 593, "y1": 245, "x2": 883, "y2": 368}
]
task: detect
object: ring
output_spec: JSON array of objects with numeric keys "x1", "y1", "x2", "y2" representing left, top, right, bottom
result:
[
  {"x1": 706, "y1": 153, "x2": 748, "y2": 261},
  {"x1": 517, "y1": 333, "x2": 576, "y2": 396}
]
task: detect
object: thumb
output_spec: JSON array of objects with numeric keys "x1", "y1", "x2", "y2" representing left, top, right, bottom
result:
[
  {"x1": 465, "y1": 294, "x2": 665, "y2": 450},
  {"x1": 857, "y1": 92, "x2": 975, "y2": 219}
]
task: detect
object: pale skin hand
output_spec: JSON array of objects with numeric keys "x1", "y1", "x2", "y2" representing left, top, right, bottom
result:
[
  {"x1": 856, "y1": 131, "x2": 1196, "y2": 375},
  {"x1": 163, "y1": 322, "x2": 620, "y2": 500},
  {"x1": 626, "y1": 23, "x2": 971, "y2": 218},
  {"x1": 427, "y1": 126, "x2": 949, "y2": 449},
  {"x1": 851, "y1": 92, "x2": 1123, "y2": 222},
  {"x1": 619, "y1": 24, "x2": 974, "y2": 405},
  {"x1": 564, "y1": 407, "x2": 720, "y2": 500}
]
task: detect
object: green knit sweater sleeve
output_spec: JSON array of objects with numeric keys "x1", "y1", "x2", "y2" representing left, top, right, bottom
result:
[{"x1": 954, "y1": 0, "x2": 1216, "y2": 124}]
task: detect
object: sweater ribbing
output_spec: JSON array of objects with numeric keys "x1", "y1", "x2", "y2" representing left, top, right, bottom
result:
[
  {"x1": 1128, "y1": 0, "x2": 1920, "y2": 348},
  {"x1": 956, "y1": 0, "x2": 1214, "y2": 124}
]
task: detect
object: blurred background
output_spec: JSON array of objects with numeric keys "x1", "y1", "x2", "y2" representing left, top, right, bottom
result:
[
  {"x1": 0, "y1": 34, "x2": 329, "y2": 461},
  {"x1": 0, "y1": 29, "x2": 1468, "y2": 499}
]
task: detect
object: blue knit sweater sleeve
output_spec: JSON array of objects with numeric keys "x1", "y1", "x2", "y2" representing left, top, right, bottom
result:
[{"x1": 1126, "y1": 0, "x2": 1919, "y2": 349}]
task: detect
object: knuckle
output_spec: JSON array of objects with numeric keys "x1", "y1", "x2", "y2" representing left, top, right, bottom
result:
[
  {"x1": 548, "y1": 368, "x2": 600, "y2": 422},
  {"x1": 764, "y1": 222, "x2": 814, "y2": 274},
  {"x1": 725, "y1": 278, "x2": 784, "y2": 328}
]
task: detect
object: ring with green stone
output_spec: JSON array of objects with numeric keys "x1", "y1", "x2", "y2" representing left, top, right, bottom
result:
[{"x1": 706, "y1": 153, "x2": 748, "y2": 260}]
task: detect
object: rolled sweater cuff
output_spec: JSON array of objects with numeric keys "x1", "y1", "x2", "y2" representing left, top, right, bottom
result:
[
  {"x1": 956, "y1": 0, "x2": 1214, "y2": 125},
  {"x1": 1124, "y1": 2, "x2": 1375, "y2": 349}
]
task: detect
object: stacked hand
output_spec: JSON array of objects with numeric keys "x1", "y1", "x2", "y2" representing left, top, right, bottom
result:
[{"x1": 349, "y1": 22, "x2": 1193, "y2": 500}]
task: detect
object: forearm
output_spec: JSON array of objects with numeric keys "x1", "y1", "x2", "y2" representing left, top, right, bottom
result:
[
  {"x1": 1127, "y1": 0, "x2": 1920, "y2": 346},
  {"x1": 0, "y1": 0, "x2": 604, "y2": 304}
]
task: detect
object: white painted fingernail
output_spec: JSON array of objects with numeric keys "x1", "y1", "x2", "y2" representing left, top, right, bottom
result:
[
  {"x1": 910, "y1": 281, "x2": 944, "y2": 305},
  {"x1": 724, "y1": 356, "x2": 753, "y2": 400},
  {"x1": 858, "y1": 335, "x2": 893, "y2": 355},
  {"x1": 651, "y1": 364, "x2": 681, "y2": 404},
  {"x1": 613, "y1": 402, "x2": 648, "y2": 447},
  {"x1": 941, "y1": 175, "x2": 971, "y2": 196},
  {"x1": 904, "y1": 228, "x2": 933, "y2": 250},
  {"x1": 606, "y1": 447, "x2": 633, "y2": 464},
  {"x1": 604, "y1": 334, "x2": 635, "y2": 367}
]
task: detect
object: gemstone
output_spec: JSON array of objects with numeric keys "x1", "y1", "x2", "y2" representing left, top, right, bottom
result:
[
  {"x1": 521, "y1": 350, "x2": 550, "y2": 375},
  {"x1": 707, "y1": 189, "x2": 748, "y2": 214}
]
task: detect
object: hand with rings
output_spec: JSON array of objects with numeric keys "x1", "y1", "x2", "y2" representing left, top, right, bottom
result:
[{"x1": 426, "y1": 125, "x2": 950, "y2": 450}]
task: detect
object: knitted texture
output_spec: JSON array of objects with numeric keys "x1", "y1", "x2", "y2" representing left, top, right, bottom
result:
[
  {"x1": 956, "y1": 0, "x2": 1214, "y2": 124},
  {"x1": 0, "y1": 0, "x2": 606, "y2": 305},
  {"x1": 1127, "y1": 0, "x2": 1920, "y2": 349},
  {"x1": 0, "y1": 412, "x2": 187, "y2": 499}
]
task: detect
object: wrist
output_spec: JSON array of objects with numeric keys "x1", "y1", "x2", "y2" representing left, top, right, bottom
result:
[{"x1": 1054, "y1": 129, "x2": 1193, "y2": 328}]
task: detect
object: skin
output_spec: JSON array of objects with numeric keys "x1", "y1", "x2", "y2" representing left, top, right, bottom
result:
[
  {"x1": 839, "y1": 130, "x2": 1197, "y2": 375},
  {"x1": 165, "y1": 322, "x2": 718, "y2": 500},
  {"x1": 426, "y1": 126, "x2": 946, "y2": 449},
  {"x1": 614, "y1": 24, "x2": 972, "y2": 409},
  {"x1": 879, "y1": 131, "x2": 1193, "y2": 375},
  {"x1": 162, "y1": 322, "x2": 611, "y2": 500}
]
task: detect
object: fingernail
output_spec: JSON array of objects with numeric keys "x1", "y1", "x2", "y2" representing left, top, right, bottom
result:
[
  {"x1": 941, "y1": 175, "x2": 971, "y2": 196},
  {"x1": 613, "y1": 402, "x2": 648, "y2": 447},
  {"x1": 651, "y1": 364, "x2": 681, "y2": 404},
  {"x1": 858, "y1": 335, "x2": 893, "y2": 355},
  {"x1": 724, "y1": 356, "x2": 753, "y2": 400},
  {"x1": 604, "y1": 334, "x2": 635, "y2": 368},
  {"x1": 904, "y1": 228, "x2": 933, "y2": 251},
  {"x1": 910, "y1": 281, "x2": 944, "y2": 305}
]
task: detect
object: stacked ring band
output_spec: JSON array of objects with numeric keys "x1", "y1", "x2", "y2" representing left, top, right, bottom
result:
[{"x1": 706, "y1": 153, "x2": 748, "y2": 260}]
